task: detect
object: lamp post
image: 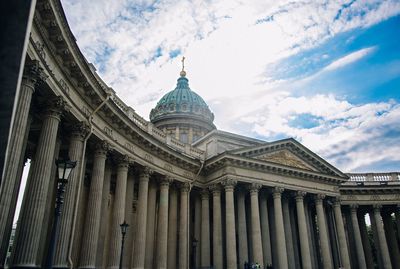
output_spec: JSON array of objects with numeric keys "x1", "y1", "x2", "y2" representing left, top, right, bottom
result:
[
  {"x1": 192, "y1": 238, "x2": 198, "y2": 269},
  {"x1": 119, "y1": 220, "x2": 129, "y2": 269},
  {"x1": 46, "y1": 158, "x2": 76, "y2": 268}
]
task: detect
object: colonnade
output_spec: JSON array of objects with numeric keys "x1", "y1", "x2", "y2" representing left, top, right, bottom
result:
[{"x1": 1, "y1": 61, "x2": 400, "y2": 269}]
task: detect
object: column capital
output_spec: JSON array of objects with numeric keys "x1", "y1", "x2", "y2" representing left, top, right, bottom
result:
[
  {"x1": 248, "y1": 183, "x2": 262, "y2": 194},
  {"x1": 44, "y1": 96, "x2": 71, "y2": 119},
  {"x1": 22, "y1": 60, "x2": 48, "y2": 88},
  {"x1": 209, "y1": 183, "x2": 221, "y2": 194},
  {"x1": 117, "y1": 155, "x2": 131, "y2": 170},
  {"x1": 200, "y1": 188, "x2": 209, "y2": 199},
  {"x1": 139, "y1": 167, "x2": 153, "y2": 181},
  {"x1": 272, "y1": 186, "x2": 284, "y2": 198},
  {"x1": 71, "y1": 121, "x2": 90, "y2": 140},
  {"x1": 315, "y1": 193, "x2": 326, "y2": 204},
  {"x1": 95, "y1": 140, "x2": 111, "y2": 157},
  {"x1": 350, "y1": 204, "x2": 359, "y2": 212},
  {"x1": 222, "y1": 178, "x2": 236, "y2": 191},
  {"x1": 295, "y1": 191, "x2": 307, "y2": 201},
  {"x1": 333, "y1": 196, "x2": 342, "y2": 207},
  {"x1": 179, "y1": 182, "x2": 191, "y2": 192},
  {"x1": 160, "y1": 176, "x2": 173, "y2": 187},
  {"x1": 373, "y1": 204, "x2": 382, "y2": 212}
]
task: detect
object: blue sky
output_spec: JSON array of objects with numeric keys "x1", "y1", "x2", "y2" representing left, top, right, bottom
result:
[{"x1": 61, "y1": 0, "x2": 400, "y2": 173}]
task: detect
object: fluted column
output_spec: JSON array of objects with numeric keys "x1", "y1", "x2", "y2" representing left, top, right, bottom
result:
[
  {"x1": 237, "y1": 188, "x2": 249, "y2": 268},
  {"x1": 295, "y1": 191, "x2": 312, "y2": 269},
  {"x1": 210, "y1": 184, "x2": 223, "y2": 269},
  {"x1": 53, "y1": 122, "x2": 89, "y2": 268},
  {"x1": 373, "y1": 205, "x2": 392, "y2": 269},
  {"x1": 107, "y1": 156, "x2": 130, "y2": 269},
  {"x1": 282, "y1": 196, "x2": 295, "y2": 268},
  {"x1": 11, "y1": 97, "x2": 67, "y2": 268},
  {"x1": 167, "y1": 186, "x2": 178, "y2": 269},
  {"x1": 350, "y1": 204, "x2": 367, "y2": 268},
  {"x1": 178, "y1": 182, "x2": 190, "y2": 269},
  {"x1": 249, "y1": 183, "x2": 263, "y2": 266},
  {"x1": 132, "y1": 167, "x2": 152, "y2": 269},
  {"x1": 315, "y1": 194, "x2": 332, "y2": 269},
  {"x1": 222, "y1": 179, "x2": 237, "y2": 269},
  {"x1": 382, "y1": 211, "x2": 400, "y2": 269},
  {"x1": 332, "y1": 199, "x2": 351, "y2": 269},
  {"x1": 259, "y1": 191, "x2": 272, "y2": 267},
  {"x1": 0, "y1": 61, "x2": 47, "y2": 267},
  {"x1": 78, "y1": 141, "x2": 110, "y2": 268},
  {"x1": 273, "y1": 187, "x2": 288, "y2": 269},
  {"x1": 156, "y1": 177, "x2": 172, "y2": 269},
  {"x1": 200, "y1": 189, "x2": 211, "y2": 267},
  {"x1": 122, "y1": 171, "x2": 135, "y2": 268},
  {"x1": 144, "y1": 180, "x2": 157, "y2": 269}
]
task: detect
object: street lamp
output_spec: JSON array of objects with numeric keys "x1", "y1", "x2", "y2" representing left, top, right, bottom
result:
[
  {"x1": 119, "y1": 220, "x2": 129, "y2": 269},
  {"x1": 46, "y1": 158, "x2": 77, "y2": 268}
]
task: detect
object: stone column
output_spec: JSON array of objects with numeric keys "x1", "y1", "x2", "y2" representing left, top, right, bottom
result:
[
  {"x1": 53, "y1": 122, "x2": 89, "y2": 268},
  {"x1": 210, "y1": 184, "x2": 223, "y2": 269},
  {"x1": 11, "y1": 97, "x2": 67, "y2": 268},
  {"x1": 178, "y1": 182, "x2": 190, "y2": 269},
  {"x1": 156, "y1": 177, "x2": 171, "y2": 269},
  {"x1": 315, "y1": 194, "x2": 333, "y2": 269},
  {"x1": 249, "y1": 183, "x2": 263, "y2": 267},
  {"x1": 167, "y1": 186, "x2": 178, "y2": 269},
  {"x1": 98, "y1": 162, "x2": 112, "y2": 268},
  {"x1": 132, "y1": 167, "x2": 153, "y2": 269},
  {"x1": 200, "y1": 189, "x2": 211, "y2": 267},
  {"x1": 107, "y1": 156, "x2": 130, "y2": 269},
  {"x1": 237, "y1": 188, "x2": 249, "y2": 268},
  {"x1": 222, "y1": 179, "x2": 237, "y2": 269},
  {"x1": 144, "y1": 180, "x2": 157, "y2": 269},
  {"x1": 0, "y1": 61, "x2": 47, "y2": 266},
  {"x1": 373, "y1": 205, "x2": 392, "y2": 269},
  {"x1": 272, "y1": 187, "x2": 288, "y2": 269},
  {"x1": 78, "y1": 141, "x2": 110, "y2": 268},
  {"x1": 282, "y1": 196, "x2": 295, "y2": 268},
  {"x1": 295, "y1": 191, "x2": 312, "y2": 269},
  {"x1": 194, "y1": 194, "x2": 201, "y2": 269},
  {"x1": 349, "y1": 204, "x2": 367, "y2": 269},
  {"x1": 259, "y1": 191, "x2": 272, "y2": 267},
  {"x1": 332, "y1": 199, "x2": 351, "y2": 269},
  {"x1": 382, "y1": 211, "x2": 400, "y2": 269},
  {"x1": 395, "y1": 206, "x2": 400, "y2": 244},
  {"x1": 122, "y1": 171, "x2": 135, "y2": 268}
]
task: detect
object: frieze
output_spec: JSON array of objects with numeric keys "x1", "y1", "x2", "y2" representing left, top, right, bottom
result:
[
  {"x1": 144, "y1": 154, "x2": 154, "y2": 164},
  {"x1": 183, "y1": 171, "x2": 194, "y2": 179},
  {"x1": 125, "y1": 143, "x2": 134, "y2": 153},
  {"x1": 163, "y1": 163, "x2": 173, "y2": 172},
  {"x1": 103, "y1": 126, "x2": 116, "y2": 141},
  {"x1": 59, "y1": 78, "x2": 70, "y2": 95}
]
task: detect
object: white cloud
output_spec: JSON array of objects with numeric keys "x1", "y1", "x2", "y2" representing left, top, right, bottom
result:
[
  {"x1": 323, "y1": 47, "x2": 375, "y2": 72},
  {"x1": 60, "y1": 0, "x2": 400, "y2": 171}
]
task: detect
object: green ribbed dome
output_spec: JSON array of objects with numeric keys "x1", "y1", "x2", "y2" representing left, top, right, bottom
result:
[{"x1": 150, "y1": 73, "x2": 214, "y2": 123}]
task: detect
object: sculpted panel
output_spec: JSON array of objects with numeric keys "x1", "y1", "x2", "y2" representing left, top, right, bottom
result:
[{"x1": 254, "y1": 150, "x2": 316, "y2": 171}]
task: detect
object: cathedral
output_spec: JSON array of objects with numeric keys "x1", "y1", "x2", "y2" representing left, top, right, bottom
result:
[{"x1": 0, "y1": 1, "x2": 399, "y2": 269}]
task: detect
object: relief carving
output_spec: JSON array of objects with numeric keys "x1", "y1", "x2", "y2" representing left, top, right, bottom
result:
[{"x1": 255, "y1": 150, "x2": 314, "y2": 171}]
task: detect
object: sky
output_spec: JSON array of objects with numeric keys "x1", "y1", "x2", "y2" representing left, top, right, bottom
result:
[{"x1": 60, "y1": 0, "x2": 400, "y2": 173}]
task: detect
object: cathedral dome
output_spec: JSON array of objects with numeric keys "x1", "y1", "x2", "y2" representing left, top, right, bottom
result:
[{"x1": 150, "y1": 66, "x2": 216, "y2": 143}]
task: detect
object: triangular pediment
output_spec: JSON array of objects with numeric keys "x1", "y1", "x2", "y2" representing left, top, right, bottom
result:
[
  {"x1": 229, "y1": 138, "x2": 347, "y2": 178},
  {"x1": 254, "y1": 149, "x2": 317, "y2": 172}
]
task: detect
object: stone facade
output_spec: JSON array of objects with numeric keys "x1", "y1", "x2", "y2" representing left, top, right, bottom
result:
[{"x1": 0, "y1": 1, "x2": 400, "y2": 269}]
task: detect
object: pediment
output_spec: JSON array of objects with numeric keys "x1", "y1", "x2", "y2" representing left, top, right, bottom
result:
[
  {"x1": 229, "y1": 138, "x2": 348, "y2": 178},
  {"x1": 254, "y1": 150, "x2": 317, "y2": 172}
]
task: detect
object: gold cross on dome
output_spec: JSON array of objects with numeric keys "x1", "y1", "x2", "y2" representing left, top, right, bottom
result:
[{"x1": 181, "y1": 56, "x2": 185, "y2": 71}]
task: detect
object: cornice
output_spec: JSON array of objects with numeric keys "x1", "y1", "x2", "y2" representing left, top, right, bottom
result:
[{"x1": 204, "y1": 153, "x2": 345, "y2": 184}]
